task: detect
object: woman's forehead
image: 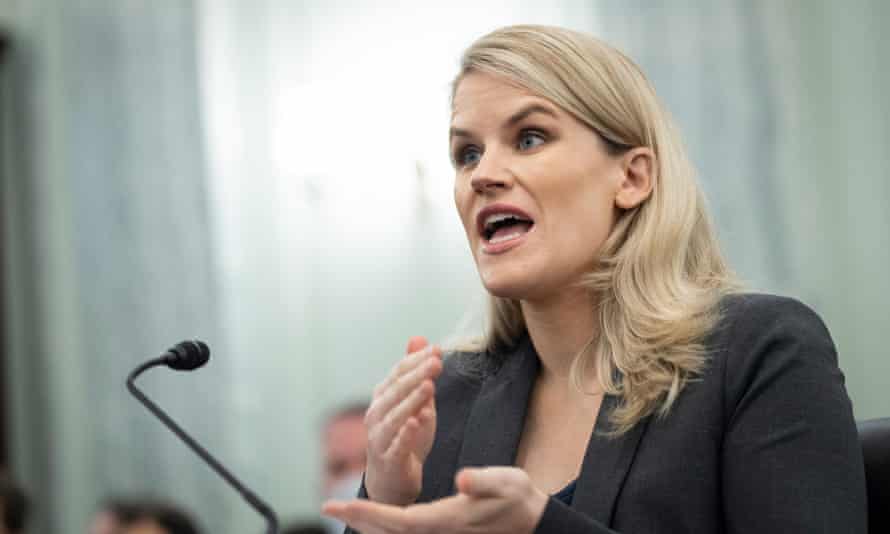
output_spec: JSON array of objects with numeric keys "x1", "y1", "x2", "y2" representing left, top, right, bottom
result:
[{"x1": 450, "y1": 72, "x2": 558, "y2": 128}]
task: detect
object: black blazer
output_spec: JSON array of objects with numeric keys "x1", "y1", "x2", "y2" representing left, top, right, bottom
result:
[{"x1": 352, "y1": 293, "x2": 867, "y2": 533}]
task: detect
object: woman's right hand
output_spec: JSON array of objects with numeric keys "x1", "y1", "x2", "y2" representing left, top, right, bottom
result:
[{"x1": 364, "y1": 336, "x2": 442, "y2": 506}]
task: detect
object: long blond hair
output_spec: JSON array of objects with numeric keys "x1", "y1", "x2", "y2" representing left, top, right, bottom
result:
[{"x1": 452, "y1": 25, "x2": 741, "y2": 435}]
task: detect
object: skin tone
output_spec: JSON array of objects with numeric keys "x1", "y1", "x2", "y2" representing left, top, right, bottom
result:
[
  {"x1": 323, "y1": 413, "x2": 369, "y2": 496},
  {"x1": 88, "y1": 511, "x2": 120, "y2": 534},
  {"x1": 362, "y1": 337, "x2": 442, "y2": 506},
  {"x1": 119, "y1": 520, "x2": 168, "y2": 534},
  {"x1": 324, "y1": 71, "x2": 654, "y2": 533}
]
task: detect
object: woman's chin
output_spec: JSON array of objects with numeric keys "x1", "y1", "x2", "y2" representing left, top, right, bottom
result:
[{"x1": 480, "y1": 276, "x2": 537, "y2": 301}]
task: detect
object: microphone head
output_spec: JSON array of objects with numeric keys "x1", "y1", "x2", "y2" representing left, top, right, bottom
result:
[{"x1": 163, "y1": 340, "x2": 210, "y2": 371}]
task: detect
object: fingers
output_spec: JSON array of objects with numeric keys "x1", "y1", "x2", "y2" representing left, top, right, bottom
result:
[
  {"x1": 384, "y1": 399, "x2": 436, "y2": 459},
  {"x1": 385, "y1": 389, "x2": 439, "y2": 459},
  {"x1": 323, "y1": 495, "x2": 468, "y2": 534},
  {"x1": 322, "y1": 499, "x2": 407, "y2": 534},
  {"x1": 454, "y1": 468, "x2": 549, "y2": 531},
  {"x1": 372, "y1": 344, "x2": 441, "y2": 400},
  {"x1": 381, "y1": 381, "x2": 434, "y2": 458},
  {"x1": 365, "y1": 339, "x2": 442, "y2": 457},
  {"x1": 417, "y1": 400, "x2": 436, "y2": 426},
  {"x1": 405, "y1": 335, "x2": 428, "y2": 355},
  {"x1": 369, "y1": 351, "x2": 441, "y2": 422},
  {"x1": 456, "y1": 467, "x2": 529, "y2": 499},
  {"x1": 368, "y1": 360, "x2": 441, "y2": 455}
]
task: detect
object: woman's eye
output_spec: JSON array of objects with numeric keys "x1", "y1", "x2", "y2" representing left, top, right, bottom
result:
[
  {"x1": 457, "y1": 146, "x2": 482, "y2": 167},
  {"x1": 518, "y1": 130, "x2": 546, "y2": 151}
]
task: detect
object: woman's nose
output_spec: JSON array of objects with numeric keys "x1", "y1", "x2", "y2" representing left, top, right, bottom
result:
[{"x1": 470, "y1": 152, "x2": 514, "y2": 194}]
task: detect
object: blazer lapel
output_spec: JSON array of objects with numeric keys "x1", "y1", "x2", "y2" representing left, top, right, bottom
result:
[
  {"x1": 455, "y1": 336, "x2": 539, "y2": 470},
  {"x1": 573, "y1": 394, "x2": 652, "y2": 525},
  {"x1": 452, "y1": 334, "x2": 651, "y2": 528}
]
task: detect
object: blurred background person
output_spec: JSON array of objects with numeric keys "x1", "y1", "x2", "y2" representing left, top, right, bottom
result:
[
  {"x1": 322, "y1": 402, "x2": 369, "y2": 500},
  {"x1": 115, "y1": 501, "x2": 201, "y2": 534},
  {"x1": 88, "y1": 498, "x2": 145, "y2": 534},
  {"x1": 88, "y1": 499, "x2": 137, "y2": 534},
  {"x1": 88, "y1": 498, "x2": 200, "y2": 534},
  {"x1": 0, "y1": 474, "x2": 28, "y2": 534},
  {"x1": 320, "y1": 402, "x2": 368, "y2": 534},
  {"x1": 280, "y1": 520, "x2": 327, "y2": 534}
]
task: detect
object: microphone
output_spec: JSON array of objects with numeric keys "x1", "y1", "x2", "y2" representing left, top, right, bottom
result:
[
  {"x1": 127, "y1": 340, "x2": 280, "y2": 534},
  {"x1": 162, "y1": 339, "x2": 210, "y2": 370}
]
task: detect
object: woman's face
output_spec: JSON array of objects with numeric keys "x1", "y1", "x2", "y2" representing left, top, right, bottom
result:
[{"x1": 451, "y1": 72, "x2": 641, "y2": 302}]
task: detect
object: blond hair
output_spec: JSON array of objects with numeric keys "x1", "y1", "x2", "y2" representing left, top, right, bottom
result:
[{"x1": 452, "y1": 25, "x2": 741, "y2": 435}]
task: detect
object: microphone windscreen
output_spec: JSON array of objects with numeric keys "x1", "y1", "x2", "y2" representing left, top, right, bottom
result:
[{"x1": 164, "y1": 340, "x2": 210, "y2": 371}]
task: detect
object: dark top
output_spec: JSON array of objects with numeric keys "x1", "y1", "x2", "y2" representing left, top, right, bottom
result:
[
  {"x1": 551, "y1": 478, "x2": 577, "y2": 506},
  {"x1": 349, "y1": 293, "x2": 867, "y2": 533}
]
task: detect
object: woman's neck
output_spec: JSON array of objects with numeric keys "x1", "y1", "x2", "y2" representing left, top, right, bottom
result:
[{"x1": 520, "y1": 288, "x2": 599, "y2": 386}]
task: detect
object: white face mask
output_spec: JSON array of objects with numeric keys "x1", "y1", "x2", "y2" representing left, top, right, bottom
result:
[{"x1": 321, "y1": 471, "x2": 364, "y2": 534}]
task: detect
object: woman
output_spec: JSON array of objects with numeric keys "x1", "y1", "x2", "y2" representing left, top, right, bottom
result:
[{"x1": 323, "y1": 25, "x2": 867, "y2": 533}]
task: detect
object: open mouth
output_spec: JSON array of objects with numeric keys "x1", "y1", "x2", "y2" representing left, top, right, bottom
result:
[{"x1": 479, "y1": 211, "x2": 535, "y2": 245}]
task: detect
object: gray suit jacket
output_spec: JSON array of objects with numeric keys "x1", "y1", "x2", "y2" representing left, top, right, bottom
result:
[{"x1": 352, "y1": 293, "x2": 867, "y2": 533}]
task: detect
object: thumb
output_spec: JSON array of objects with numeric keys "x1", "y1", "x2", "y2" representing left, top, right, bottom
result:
[
  {"x1": 456, "y1": 467, "x2": 524, "y2": 499},
  {"x1": 405, "y1": 335, "x2": 428, "y2": 355}
]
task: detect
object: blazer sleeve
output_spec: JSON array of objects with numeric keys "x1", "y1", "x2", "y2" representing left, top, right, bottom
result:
[{"x1": 719, "y1": 296, "x2": 867, "y2": 533}]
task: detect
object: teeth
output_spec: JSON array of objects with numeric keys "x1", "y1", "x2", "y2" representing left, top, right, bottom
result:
[
  {"x1": 480, "y1": 211, "x2": 534, "y2": 242},
  {"x1": 489, "y1": 231, "x2": 524, "y2": 244},
  {"x1": 484, "y1": 212, "x2": 528, "y2": 226},
  {"x1": 485, "y1": 213, "x2": 516, "y2": 226}
]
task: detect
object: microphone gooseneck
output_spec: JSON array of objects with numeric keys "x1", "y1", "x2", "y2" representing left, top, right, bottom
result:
[{"x1": 127, "y1": 340, "x2": 279, "y2": 534}]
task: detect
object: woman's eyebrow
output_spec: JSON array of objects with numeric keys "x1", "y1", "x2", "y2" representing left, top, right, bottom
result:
[
  {"x1": 449, "y1": 103, "x2": 558, "y2": 141},
  {"x1": 505, "y1": 103, "x2": 558, "y2": 126},
  {"x1": 449, "y1": 126, "x2": 472, "y2": 141}
]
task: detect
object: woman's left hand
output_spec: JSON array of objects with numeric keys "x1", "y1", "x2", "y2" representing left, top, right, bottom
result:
[{"x1": 322, "y1": 466, "x2": 549, "y2": 534}]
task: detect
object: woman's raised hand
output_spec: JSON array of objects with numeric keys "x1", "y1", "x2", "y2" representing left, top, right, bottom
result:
[{"x1": 363, "y1": 336, "x2": 442, "y2": 506}]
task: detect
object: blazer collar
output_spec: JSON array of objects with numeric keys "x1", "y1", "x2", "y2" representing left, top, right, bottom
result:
[
  {"x1": 456, "y1": 333, "x2": 540, "y2": 469},
  {"x1": 572, "y1": 394, "x2": 651, "y2": 525},
  {"x1": 455, "y1": 333, "x2": 650, "y2": 526}
]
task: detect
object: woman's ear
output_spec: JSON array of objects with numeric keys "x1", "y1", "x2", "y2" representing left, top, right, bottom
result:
[{"x1": 615, "y1": 147, "x2": 655, "y2": 210}]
